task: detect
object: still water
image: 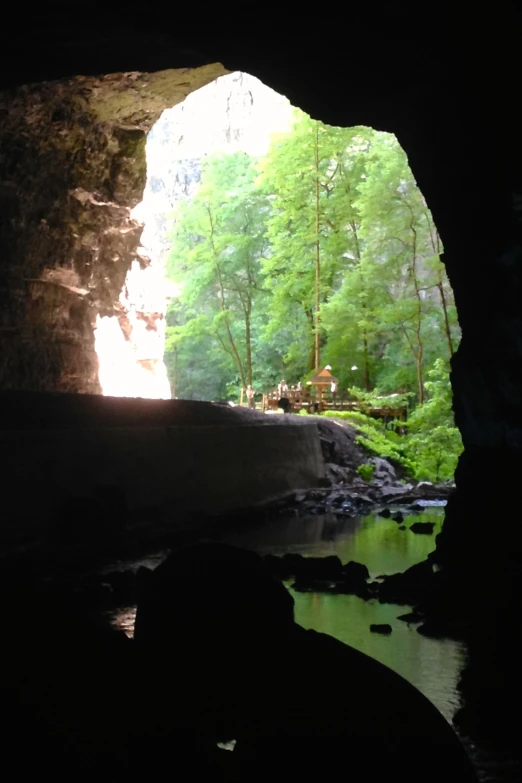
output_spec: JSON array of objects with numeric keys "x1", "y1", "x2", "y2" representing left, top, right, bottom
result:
[
  {"x1": 113, "y1": 506, "x2": 518, "y2": 780},
  {"x1": 225, "y1": 508, "x2": 464, "y2": 724}
]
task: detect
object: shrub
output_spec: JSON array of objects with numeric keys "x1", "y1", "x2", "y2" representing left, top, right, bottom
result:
[{"x1": 357, "y1": 464, "x2": 375, "y2": 481}]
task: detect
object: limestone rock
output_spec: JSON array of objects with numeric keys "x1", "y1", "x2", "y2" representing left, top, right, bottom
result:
[{"x1": 0, "y1": 65, "x2": 223, "y2": 393}]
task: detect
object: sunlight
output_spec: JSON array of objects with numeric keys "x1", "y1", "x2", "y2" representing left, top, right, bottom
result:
[
  {"x1": 93, "y1": 71, "x2": 286, "y2": 399},
  {"x1": 93, "y1": 259, "x2": 174, "y2": 399}
]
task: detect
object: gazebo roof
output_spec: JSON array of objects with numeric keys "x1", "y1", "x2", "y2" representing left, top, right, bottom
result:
[{"x1": 307, "y1": 367, "x2": 339, "y2": 386}]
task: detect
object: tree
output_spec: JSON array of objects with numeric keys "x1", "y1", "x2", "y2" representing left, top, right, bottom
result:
[
  {"x1": 167, "y1": 152, "x2": 269, "y2": 394},
  {"x1": 258, "y1": 111, "x2": 373, "y2": 372},
  {"x1": 406, "y1": 358, "x2": 463, "y2": 481},
  {"x1": 163, "y1": 110, "x2": 461, "y2": 466},
  {"x1": 323, "y1": 131, "x2": 460, "y2": 402}
]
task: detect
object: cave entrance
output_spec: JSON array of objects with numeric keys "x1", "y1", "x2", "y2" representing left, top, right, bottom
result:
[{"x1": 96, "y1": 70, "x2": 461, "y2": 483}]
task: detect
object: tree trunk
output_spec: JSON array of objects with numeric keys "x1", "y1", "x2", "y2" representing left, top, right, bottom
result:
[
  {"x1": 208, "y1": 207, "x2": 246, "y2": 389},
  {"x1": 245, "y1": 307, "x2": 253, "y2": 386},
  {"x1": 171, "y1": 346, "x2": 177, "y2": 399},
  {"x1": 437, "y1": 277, "x2": 454, "y2": 357},
  {"x1": 408, "y1": 211, "x2": 424, "y2": 404},
  {"x1": 304, "y1": 308, "x2": 315, "y2": 372},
  {"x1": 314, "y1": 124, "x2": 321, "y2": 370},
  {"x1": 425, "y1": 209, "x2": 454, "y2": 358},
  {"x1": 351, "y1": 221, "x2": 371, "y2": 390},
  {"x1": 363, "y1": 332, "x2": 371, "y2": 391}
]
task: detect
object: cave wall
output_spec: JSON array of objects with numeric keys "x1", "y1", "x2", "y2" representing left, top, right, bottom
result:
[
  {"x1": 0, "y1": 65, "x2": 224, "y2": 392},
  {"x1": 0, "y1": 393, "x2": 325, "y2": 556}
]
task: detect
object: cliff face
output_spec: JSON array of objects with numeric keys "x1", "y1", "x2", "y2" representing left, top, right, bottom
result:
[
  {"x1": 140, "y1": 71, "x2": 292, "y2": 267},
  {"x1": 0, "y1": 65, "x2": 224, "y2": 394}
]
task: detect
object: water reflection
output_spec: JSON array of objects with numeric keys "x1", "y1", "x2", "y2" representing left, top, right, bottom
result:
[
  {"x1": 226, "y1": 508, "x2": 466, "y2": 723},
  {"x1": 227, "y1": 508, "x2": 444, "y2": 576}
]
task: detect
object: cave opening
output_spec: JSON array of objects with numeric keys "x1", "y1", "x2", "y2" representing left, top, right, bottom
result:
[
  {"x1": 0, "y1": 16, "x2": 521, "y2": 776},
  {"x1": 98, "y1": 71, "x2": 461, "y2": 485}
]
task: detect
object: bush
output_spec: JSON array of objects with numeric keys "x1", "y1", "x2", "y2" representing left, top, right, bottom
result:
[
  {"x1": 357, "y1": 464, "x2": 375, "y2": 481},
  {"x1": 405, "y1": 359, "x2": 463, "y2": 482},
  {"x1": 321, "y1": 361, "x2": 463, "y2": 483}
]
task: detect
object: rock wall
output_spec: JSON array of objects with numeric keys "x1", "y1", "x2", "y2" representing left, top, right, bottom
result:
[
  {"x1": 0, "y1": 392, "x2": 325, "y2": 556},
  {"x1": 0, "y1": 65, "x2": 224, "y2": 393},
  {"x1": 140, "y1": 71, "x2": 292, "y2": 267}
]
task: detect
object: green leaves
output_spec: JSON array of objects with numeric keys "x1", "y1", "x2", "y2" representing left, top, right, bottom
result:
[
  {"x1": 167, "y1": 152, "x2": 270, "y2": 392},
  {"x1": 322, "y1": 360, "x2": 463, "y2": 482},
  {"x1": 164, "y1": 105, "x2": 461, "y2": 474}
]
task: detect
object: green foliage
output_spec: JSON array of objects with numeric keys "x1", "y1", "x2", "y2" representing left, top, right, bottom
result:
[
  {"x1": 166, "y1": 152, "x2": 270, "y2": 397},
  {"x1": 323, "y1": 410, "x2": 412, "y2": 469},
  {"x1": 357, "y1": 464, "x2": 375, "y2": 481},
  {"x1": 405, "y1": 359, "x2": 463, "y2": 482},
  {"x1": 323, "y1": 360, "x2": 462, "y2": 481},
  {"x1": 346, "y1": 386, "x2": 413, "y2": 414},
  {"x1": 163, "y1": 106, "x2": 462, "y2": 480}
]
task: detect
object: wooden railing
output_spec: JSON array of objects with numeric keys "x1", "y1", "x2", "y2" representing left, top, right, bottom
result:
[{"x1": 261, "y1": 388, "x2": 407, "y2": 422}]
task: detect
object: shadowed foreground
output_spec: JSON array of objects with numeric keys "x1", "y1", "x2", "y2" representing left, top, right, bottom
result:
[{"x1": 1, "y1": 543, "x2": 477, "y2": 780}]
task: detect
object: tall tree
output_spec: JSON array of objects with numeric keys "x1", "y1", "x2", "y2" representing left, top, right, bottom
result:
[
  {"x1": 353, "y1": 133, "x2": 459, "y2": 401},
  {"x1": 258, "y1": 111, "x2": 372, "y2": 371},
  {"x1": 167, "y1": 152, "x2": 269, "y2": 391},
  {"x1": 164, "y1": 113, "x2": 460, "y2": 413}
]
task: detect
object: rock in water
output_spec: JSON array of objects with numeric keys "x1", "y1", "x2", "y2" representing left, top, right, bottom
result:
[
  {"x1": 370, "y1": 624, "x2": 393, "y2": 634},
  {"x1": 410, "y1": 522, "x2": 435, "y2": 535},
  {"x1": 342, "y1": 560, "x2": 370, "y2": 583}
]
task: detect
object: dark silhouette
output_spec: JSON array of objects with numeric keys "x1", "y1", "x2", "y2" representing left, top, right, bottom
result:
[
  {"x1": 277, "y1": 396, "x2": 291, "y2": 413},
  {"x1": 134, "y1": 542, "x2": 478, "y2": 782},
  {"x1": 0, "y1": 543, "x2": 478, "y2": 779}
]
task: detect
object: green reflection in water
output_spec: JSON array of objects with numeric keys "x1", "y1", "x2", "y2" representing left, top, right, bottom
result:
[
  {"x1": 227, "y1": 509, "x2": 442, "y2": 576},
  {"x1": 227, "y1": 507, "x2": 466, "y2": 722},
  {"x1": 334, "y1": 510, "x2": 443, "y2": 576}
]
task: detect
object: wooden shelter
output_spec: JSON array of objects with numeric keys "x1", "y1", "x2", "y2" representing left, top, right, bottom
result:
[
  {"x1": 306, "y1": 366, "x2": 339, "y2": 388},
  {"x1": 306, "y1": 366, "x2": 339, "y2": 409}
]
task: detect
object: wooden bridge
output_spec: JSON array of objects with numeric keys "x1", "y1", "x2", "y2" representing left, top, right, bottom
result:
[{"x1": 261, "y1": 388, "x2": 407, "y2": 422}]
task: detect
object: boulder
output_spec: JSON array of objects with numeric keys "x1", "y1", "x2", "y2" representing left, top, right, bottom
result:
[
  {"x1": 370, "y1": 624, "x2": 393, "y2": 634},
  {"x1": 325, "y1": 463, "x2": 350, "y2": 485},
  {"x1": 410, "y1": 522, "x2": 435, "y2": 535},
  {"x1": 397, "y1": 611, "x2": 425, "y2": 624},
  {"x1": 263, "y1": 553, "x2": 303, "y2": 580},
  {"x1": 292, "y1": 579, "x2": 336, "y2": 593},
  {"x1": 381, "y1": 485, "x2": 411, "y2": 499},
  {"x1": 378, "y1": 560, "x2": 435, "y2": 604},
  {"x1": 320, "y1": 437, "x2": 337, "y2": 463},
  {"x1": 379, "y1": 508, "x2": 392, "y2": 518},
  {"x1": 264, "y1": 553, "x2": 346, "y2": 584},
  {"x1": 298, "y1": 555, "x2": 343, "y2": 581},
  {"x1": 392, "y1": 511, "x2": 404, "y2": 523},
  {"x1": 342, "y1": 560, "x2": 370, "y2": 583},
  {"x1": 370, "y1": 457, "x2": 397, "y2": 484}
]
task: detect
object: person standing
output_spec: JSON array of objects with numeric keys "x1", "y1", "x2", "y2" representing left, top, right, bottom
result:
[
  {"x1": 246, "y1": 384, "x2": 256, "y2": 410},
  {"x1": 331, "y1": 380, "x2": 337, "y2": 407},
  {"x1": 278, "y1": 379, "x2": 289, "y2": 398}
]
